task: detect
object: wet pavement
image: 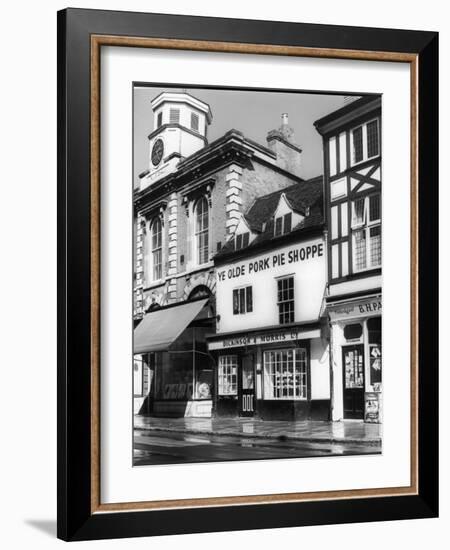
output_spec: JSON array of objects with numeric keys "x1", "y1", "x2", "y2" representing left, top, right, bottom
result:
[
  {"x1": 133, "y1": 416, "x2": 381, "y2": 465},
  {"x1": 134, "y1": 415, "x2": 381, "y2": 444}
]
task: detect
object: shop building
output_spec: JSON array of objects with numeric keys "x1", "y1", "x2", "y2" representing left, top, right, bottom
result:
[
  {"x1": 133, "y1": 91, "x2": 309, "y2": 417},
  {"x1": 314, "y1": 96, "x2": 382, "y2": 423},
  {"x1": 207, "y1": 177, "x2": 331, "y2": 421}
]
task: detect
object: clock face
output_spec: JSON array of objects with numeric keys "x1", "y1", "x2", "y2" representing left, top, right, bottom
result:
[{"x1": 151, "y1": 138, "x2": 164, "y2": 166}]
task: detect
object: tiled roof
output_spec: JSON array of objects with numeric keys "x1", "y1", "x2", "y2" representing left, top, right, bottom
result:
[
  {"x1": 216, "y1": 176, "x2": 324, "y2": 260},
  {"x1": 245, "y1": 176, "x2": 323, "y2": 231}
]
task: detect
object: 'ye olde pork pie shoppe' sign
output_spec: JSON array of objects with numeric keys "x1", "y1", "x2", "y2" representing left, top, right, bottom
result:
[{"x1": 217, "y1": 242, "x2": 324, "y2": 282}]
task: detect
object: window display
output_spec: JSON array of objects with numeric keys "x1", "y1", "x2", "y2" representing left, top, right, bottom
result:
[{"x1": 264, "y1": 348, "x2": 307, "y2": 399}]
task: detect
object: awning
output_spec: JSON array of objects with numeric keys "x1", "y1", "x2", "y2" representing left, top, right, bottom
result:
[{"x1": 134, "y1": 299, "x2": 208, "y2": 354}]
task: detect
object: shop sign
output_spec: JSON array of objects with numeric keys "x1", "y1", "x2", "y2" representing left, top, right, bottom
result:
[
  {"x1": 364, "y1": 392, "x2": 381, "y2": 423},
  {"x1": 208, "y1": 327, "x2": 319, "y2": 350},
  {"x1": 216, "y1": 241, "x2": 324, "y2": 283},
  {"x1": 328, "y1": 297, "x2": 382, "y2": 321}
]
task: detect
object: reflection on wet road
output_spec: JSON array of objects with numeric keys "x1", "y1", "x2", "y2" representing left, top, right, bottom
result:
[{"x1": 133, "y1": 430, "x2": 380, "y2": 466}]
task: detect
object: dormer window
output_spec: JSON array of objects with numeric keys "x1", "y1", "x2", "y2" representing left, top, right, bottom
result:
[
  {"x1": 274, "y1": 212, "x2": 292, "y2": 237},
  {"x1": 235, "y1": 232, "x2": 250, "y2": 250},
  {"x1": 169, "y1": 108, "x2": 180, "y2": 124},
  {"x1": 191, "y1": 112, "x2": 199, "y2": 132}
]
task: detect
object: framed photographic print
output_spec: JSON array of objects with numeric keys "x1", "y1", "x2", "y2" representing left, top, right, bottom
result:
[{"x1": 57, "y1": 8, "x2": 438, "y2": 541}]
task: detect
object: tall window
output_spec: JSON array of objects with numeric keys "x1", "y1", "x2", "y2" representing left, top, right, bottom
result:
[
  {"x1": 351, "y1": 194, "x2": 381, "y2": 272},
  {"x1": 264, "y1": 348, "x2": 307, "y2": 399},
  {"x1": 156, "y1": 112, "x2": 163, "y2": 128},
  {"x1": 151, "y1": 217, "x2": 162, "y2": 280},
  {"x1": 274, "y1": 212, "x2": 292, "y2": 237},
  {"x1": 218, "y1": 355, "x2": 238, "y2": 396},
  {"x1": 277, "y1": 276, "x2": 294, "y2": 324},
  {"x1": 351, "y1": 118, "x2": 380, "y2": 165},
  {"x1": 195, "y1": 197, "x2": 209, "y2": 265},
  {"x1": 233, "y1": 286, "x2": 253, "y2": 315}
]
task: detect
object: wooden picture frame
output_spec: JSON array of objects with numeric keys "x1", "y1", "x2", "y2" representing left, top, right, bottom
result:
[{"x1": 57, "y1": 8, "x2": 438, "y2": 541}]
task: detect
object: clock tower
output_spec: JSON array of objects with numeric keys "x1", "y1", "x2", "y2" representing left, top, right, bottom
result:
[{"x1": 140, "y1": 92, "x2": 213, "y2": 190}]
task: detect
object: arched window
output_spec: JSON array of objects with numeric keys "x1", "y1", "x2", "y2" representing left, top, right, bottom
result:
[
  {"x1": 150, "y1": 217, "x2": 162, "y2": 280},
  {"x1": 195, "y1": 197, "x2": 209, "y2": 265}
]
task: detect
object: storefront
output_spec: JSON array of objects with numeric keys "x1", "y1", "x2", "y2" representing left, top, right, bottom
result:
[
  {"x1": 133, "y1": 298, "x2": 215, "y2": 417},
  {"x1": 327, "y1": 294, "x2": 382, "y2": 423},
  {"x1": 208, "y1": 323, "x2": 330, "y2": 420},
  {"x1": 208, "y1": 212, "x2": 331, "y2": 421}
]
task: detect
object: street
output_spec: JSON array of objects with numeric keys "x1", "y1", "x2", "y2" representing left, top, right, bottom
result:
[{"x1": 133, "y1": 429, "x2": 381, "y2": 466}]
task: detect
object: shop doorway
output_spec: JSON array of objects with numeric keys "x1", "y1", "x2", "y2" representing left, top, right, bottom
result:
[
  {"x1": 342, "y1": 345, "x2": 365, "y2": 419},
  {"x1": 239, "y1": 354, "x2": 255, "y2": 417}
]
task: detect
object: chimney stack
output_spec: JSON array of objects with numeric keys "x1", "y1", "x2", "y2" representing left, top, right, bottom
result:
[{"x1": 266, "y1": 114, "x2": 302, "y2": 177}]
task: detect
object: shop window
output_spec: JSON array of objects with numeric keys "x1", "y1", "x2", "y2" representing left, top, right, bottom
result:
[
  {"x1": 274, "y1": 212, "x2": 292, "y2": 237},
  {"x1": 277, "y1": 276, "x2": 294, "y2": 324},
  {"x1": 194, "y1": 197, "x2": 209, "y2": 265},
  {"x1": 264, "y1": 348, "x2": 307, "y2": 400},
  {"x1": 218, "y1": 355, "x2": 238, "y2": 396},
  {"x1": 150, "y1": 217, "x2": 162, "y2": 280},
  {"x1": 351, "y1": 194, "x2": 381, "y2": 272},
  {"x1": 233, "y1": 286, "x2": 253, "y2": 314},
  {"x1": 368, "y1": 317, "x2": 382, "y2": 386},
  {"x1": 351, "y1": 118, "x2": 379, "y2": 165}
]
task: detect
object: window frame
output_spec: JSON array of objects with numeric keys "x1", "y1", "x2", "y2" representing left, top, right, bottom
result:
[
  {"x1": 351, "y1": 194, "x2": 381, "y2": 273},
  {"x1": 276, "y1": 275, "x2": 295, "y2": 325},
  {"x1": 350, "y1": 117, "x2": 380, "y2": 166},
  {"x1": 150, "y1": 217, "x2": 163, "y2": 282},
  {"x1": 234, "y1": 231, "x2": 250, "y2": 250},
  {"x1": 194, "y1": 196, "x2": 209, "y2": 266},
  {"x1": 274, "y1": 212, "x2": 292, "y2": 237},
  {"x1": 218, "y1": 355, "x2": 238, "y2": 396},
  {"x1": 232, "y1": 285, "x2": 253, "y2": 315},
  {"x1": 263, "y1": 347, "x2": 308, "y2": 400}
]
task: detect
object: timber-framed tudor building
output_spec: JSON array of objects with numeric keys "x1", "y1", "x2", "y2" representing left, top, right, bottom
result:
[{"x1": 315, "y1": 95, "x2": 382, "y2": 423}]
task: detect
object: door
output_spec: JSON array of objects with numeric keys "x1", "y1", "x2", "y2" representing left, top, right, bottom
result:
[
  {"x1": 239, "y1": 354, "x2": 255, "y2": 417},
  {"x1": 342, "y1": 345, "x2": 365, "y2": 419}
]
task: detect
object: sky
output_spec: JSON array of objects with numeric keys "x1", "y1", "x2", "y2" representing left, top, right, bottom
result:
[{"x1": 133, "y1": 86, "x2": 354, "y2": 183}]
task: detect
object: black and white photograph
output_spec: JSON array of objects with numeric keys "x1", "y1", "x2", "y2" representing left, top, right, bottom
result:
[{"x1": 132, "y1": 86, "x2": 382, "y2": 466}]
